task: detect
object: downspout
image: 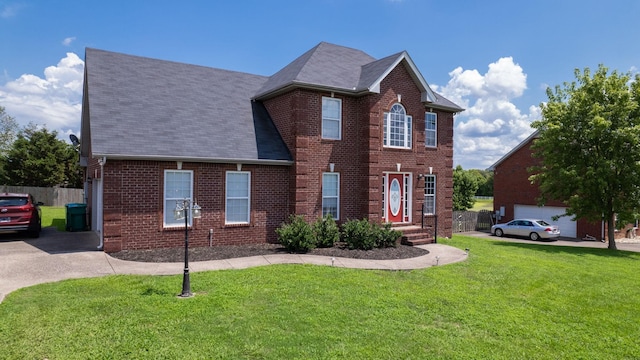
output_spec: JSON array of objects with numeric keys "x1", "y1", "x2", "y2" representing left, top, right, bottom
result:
[{"x1": 97, "y1": 157, "x2": 106, "y2": 250}]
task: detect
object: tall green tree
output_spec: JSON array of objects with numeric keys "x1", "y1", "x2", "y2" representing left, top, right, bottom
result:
[
  {"x1": 4, "y1": 125, "x2": 82, "y2": 188},
  {"x1": 453, "y1": 165, "x2": 479, "y2": 211},
  {"x1": 0, "y1": 106, "x2": 20, "y2": 183},
  {"x1": 469, "y1": 169, "x2": 494, "y2": 197},
  {"x1": 531, "y1": 65, "x2": 640, "y2": 250},
  {"x1": 0, "y1": 106, "x2": 19, "y2": 156}
]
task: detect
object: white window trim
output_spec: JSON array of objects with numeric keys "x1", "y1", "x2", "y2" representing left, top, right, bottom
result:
[
  {"x1": 322, "y1": 172, "x2": 340, "y2": 220},
  {"x1": 424, "y1": 174, "x2": 436, "y2": 215},
  {"x1": 322, "y1": 97, "x2": 342, "y2": 140},
  {"x1": 383, "y1": 103, "x2": 412, "y2": 149},
  {"x1": 404, "y1": 175, "x2": 410, "y2": 222},
  {"x1": 381, "y1": 175, "x2": 386, "y2": 220},
  {"x1": 425, "y1": 112, "x2": 437, "y2": 148},
  {"x1": 225, "y1": 171, "x2": 251, "y2": 224},
  {"x1": 163, "y1": 169, "x2": 193, "y2": 228}
]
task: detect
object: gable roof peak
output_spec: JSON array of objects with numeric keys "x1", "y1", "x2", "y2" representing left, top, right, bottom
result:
[
  {"x1": 253, "y1": 42, "x2": 463, "y2": 112},
  {"x1": 487, "y1": 130, "x2": 540, "y2": 170},
  {"x1": 254, "y1": 42, "x2": 376, "y2": 99}
]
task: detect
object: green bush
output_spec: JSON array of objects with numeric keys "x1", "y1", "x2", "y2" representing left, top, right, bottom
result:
[
  {"x1": 342, "y1": 219, "x2": 401, "y2": 250},
  {"x1": 375, "y1": 222, "x2": 401, "y2": 248},
  {"x1": 277, "y1": 215, "x2": 401, "y2": 252},
  {"x1": 313, "y1": 214, "x2": 340, "y2": 248},
  {"x1": 276, "y1": 215, "x2": 316, "y2": 253},
  {"x1": 342, "y1": 219, "x2": 377, "y2": 250}
]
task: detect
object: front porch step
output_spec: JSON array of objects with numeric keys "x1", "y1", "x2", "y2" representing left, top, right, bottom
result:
[
  {"x1": 393, "y1": 225, "x2": 435, "y2": 246},
  {"x1": 400, "y1": 233, "x2": 434, "y2": 246}
]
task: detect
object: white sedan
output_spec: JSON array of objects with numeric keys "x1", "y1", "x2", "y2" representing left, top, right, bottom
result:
[{"x1": 491, "y1": 219, "x2": 560, "y2": 241}]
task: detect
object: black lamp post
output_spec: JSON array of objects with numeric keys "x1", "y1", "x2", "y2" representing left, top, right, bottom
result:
[{"x1": 174, "y1": 199, "x2": 202, "y2": 297}]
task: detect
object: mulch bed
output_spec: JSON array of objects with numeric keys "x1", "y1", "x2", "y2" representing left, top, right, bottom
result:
[{"x1": 110, "y1": 242, "x2": 429, "y2": 263}]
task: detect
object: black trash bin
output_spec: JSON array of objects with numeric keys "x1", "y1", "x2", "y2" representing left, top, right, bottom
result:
[{"x1": 66, "y1": 203, "x2": 87, "y2": 231}]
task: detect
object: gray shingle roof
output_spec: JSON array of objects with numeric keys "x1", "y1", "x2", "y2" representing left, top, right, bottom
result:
[
  {"x1": 82, "y1": 43, "x2": 463, "y2": 163},
  {"x1": 254, "y1": 42, "x2": 463, "y2": 112},
  {"x1": 255, "y1": 42, "x2": 376, "y2": 98},
  {"x1": 83, "y1": 48, "x2": 292, "y2": 163},
  {"x1": 357, "y1": 52, "x2": 404, "y2": 91}
]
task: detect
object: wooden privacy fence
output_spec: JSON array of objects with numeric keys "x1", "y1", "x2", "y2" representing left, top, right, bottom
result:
[
  {"x1": 0, "y1": 186, "x2": 84, "y2": 206},
  {"x1": 453, "y1": 210, "x2": 494, "y2": 233}
]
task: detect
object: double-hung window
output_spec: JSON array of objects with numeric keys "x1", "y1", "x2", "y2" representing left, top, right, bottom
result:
[
  {"x1": 425, "y1": 112, "x2": 437, "y2": 147},
  {"x1": 322, "y1": 173, "x2": 340, "y2": 219},
  {"x1": 383, "y1": 103, "x2": 412, "y2": 148},
  {"x1": 322, "y1": 97, "x2": 342, "y2": 140},
  {"x1": 226, "y1": 171, "x2": 250, "y2": 224},
  {"x1": 164, "y1": 170, "x2": 193, "y2": 227},
  {"x1": 423, "y1": 175, "x2": 436, "y2": 215}
]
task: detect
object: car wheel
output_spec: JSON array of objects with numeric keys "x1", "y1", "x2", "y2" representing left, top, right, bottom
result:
[
  {"x1": 495, "y1": 228, "x2": 504, "y2": 237},
  {"x1": 27, "y1": 226, "x2": 40, "y2": 238},
  {"x1": 27, "y1": 220, "x2": 41, "y2": 238},
  {"x1": 530, "y1": 232, "x2": 540, "y2": 241}
]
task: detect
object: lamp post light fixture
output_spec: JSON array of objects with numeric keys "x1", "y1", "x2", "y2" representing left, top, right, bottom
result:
[{"x1": 173, "y1": 199, "x2": 202, "y2": 297}]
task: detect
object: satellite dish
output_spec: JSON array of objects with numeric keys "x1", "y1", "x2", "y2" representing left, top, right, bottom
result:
[{"x1": 69, "y1": 134, "x2": 80, "y2": 147}]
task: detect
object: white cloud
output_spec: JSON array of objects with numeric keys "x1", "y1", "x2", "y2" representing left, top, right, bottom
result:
[
  {"x1": 62, "y1": 37, "x2": 76, "y2": 46},
  {"x1": 1, "y1": 3, "x2": 23, "y2": 18},
  {"x1": 434, "y1": 57, "x2": 538, "y2": 169},
  {"x1": 0, "y1": 53, "x2": 84, "y2": 137},
  {"x1": 484, "y1": 57, "x2": 527, "y2": 98}
]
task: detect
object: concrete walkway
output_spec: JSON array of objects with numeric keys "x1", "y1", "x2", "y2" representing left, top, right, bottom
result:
[{"x1": 0, "y1": 228, "x2": 469, "y2": 303}]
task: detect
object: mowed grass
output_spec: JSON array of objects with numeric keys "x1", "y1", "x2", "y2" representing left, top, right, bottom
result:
[
  {"x1": 40, "y1": 206, "x2": 66, "y2": 231},
  {"x1": 471, "y1": 198, "x2": 494, "y2": 211},
  {"x1": 1, "y1": 236, "x2": 639, "y2": 359}
]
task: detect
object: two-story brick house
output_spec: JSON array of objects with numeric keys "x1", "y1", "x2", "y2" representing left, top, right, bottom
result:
[
  {"x1": 489, "y1": 131, "x2": 605, "y2": 240},
  {"x1": 79, "y1": 42, "x2": 463, "y2": 252}
]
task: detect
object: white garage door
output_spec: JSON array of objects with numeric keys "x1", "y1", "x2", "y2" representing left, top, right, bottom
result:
[{"x1": 514, "y1": 205, "x2": 576, "y2": 238}]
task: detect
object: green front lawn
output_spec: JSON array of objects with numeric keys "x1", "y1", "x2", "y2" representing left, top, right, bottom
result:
[
  {"x1": 40, "y1": 206, "x2": 66, "y2": 231},
  {"x1": 471, "y1": 198, "x2": 493, "y2": 211},
  {"x1": 1, "y1": 235, "x2": 639, "y2": 359}
]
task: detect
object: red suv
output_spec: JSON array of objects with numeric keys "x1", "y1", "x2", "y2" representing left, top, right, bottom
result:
[{"x1": 0, "y1": 193, "x2": 43, "y2": 238}]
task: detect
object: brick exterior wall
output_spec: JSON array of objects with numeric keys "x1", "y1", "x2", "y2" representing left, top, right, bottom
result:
[
  {"x1": 264, "y1": 62, "x2": 455, "y2": 238},
  {"x1": 89, "y1": 160, "x2": 290, "y2": 252},
  {"x1": 88, "y1": 61, "x2": 457, "y2": 252},
  {"x1": 494, "y1": 137, "x2": 604, "y2": 239}
]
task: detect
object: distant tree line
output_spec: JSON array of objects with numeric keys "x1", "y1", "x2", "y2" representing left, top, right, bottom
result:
[
  {"x1": 453, "y1": 165, "x2": 493, "y2": 211},
  {"x1": 0, "y1": 106, "x2": 82, "y2": 188}
]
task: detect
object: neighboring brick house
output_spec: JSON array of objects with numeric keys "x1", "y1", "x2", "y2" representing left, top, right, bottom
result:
[
  {"x1": 79, "y1": 42, "x2": 463, "y2": 252},
  {"x1": 489, "y1": 131, "x2": 606, "y2": 240}
]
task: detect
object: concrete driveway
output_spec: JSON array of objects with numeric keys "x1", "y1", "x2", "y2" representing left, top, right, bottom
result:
[
  {"x1": 0, "y1": 228, "x2": 114, "y2": 302},
  {"x1": 463, "y1": 230, "x2": 640, "y2": 252}
]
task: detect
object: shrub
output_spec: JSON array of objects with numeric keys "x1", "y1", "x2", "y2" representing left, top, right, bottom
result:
[
  {"x1": 276, "y1": 215, "x2": 315, "y2": 253},
  {"x1": 342, "y1": 219, "x2": 377, "y2": 250},
  {"x1": 313, "y1": 214, "x2": 340, "y2": 248},
  {"x1": 375, "y1": 222, "x2": 401, "y2": 248}
]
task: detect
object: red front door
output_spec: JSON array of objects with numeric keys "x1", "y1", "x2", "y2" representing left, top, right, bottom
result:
[{"x1": 387, "y1": 173, "x2": 404, "y2": 223}]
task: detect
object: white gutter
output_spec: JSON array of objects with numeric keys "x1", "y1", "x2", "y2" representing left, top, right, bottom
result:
[
  {"x1": 90, "y1": 153, "x2": 293, "y2": 166},
  {"x1": 97, "y1": 156, "x2": 106, "y2": 250}
]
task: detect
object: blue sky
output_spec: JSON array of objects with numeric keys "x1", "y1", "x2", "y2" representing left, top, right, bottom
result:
[{"x1": 1, "y1": 0, "x2": 638, "y2": 169}]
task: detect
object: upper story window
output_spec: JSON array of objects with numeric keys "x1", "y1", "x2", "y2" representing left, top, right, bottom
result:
[
  {"x1": 383, "y1": 103, "x2": 412, "y2": 149},
  {"x1": 164, "y1": 170, "x2": 193, "y2": 228},
  {"x1": 226, "y1": 171, "x2": 251, "y2": 224},
  {"x1": 425, "y1": 112, "x2": 437, "y2": 147},
  {"x1": 322, "y1": 97, "x2": 342, "y2": 140}
]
